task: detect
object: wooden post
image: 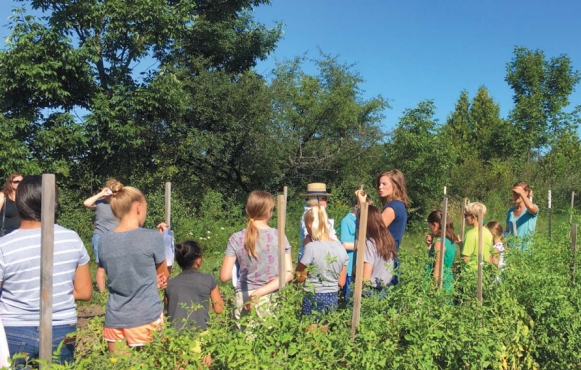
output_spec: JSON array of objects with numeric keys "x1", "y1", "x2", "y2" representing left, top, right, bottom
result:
[
  {"x1": 351, "y1": 202, "x2": 369, "y2": 342},
  {"x1": 571, "y1": 224, "x2": 577, "y2": 286},
  {"x1": 570, "y1": 191, "x2": 575, "y2": 224},
  {"x1": 277, "y1": 195, "x2": 287, "y2": 289},
  {"x1": 283, "y1": 186, "x2": 288, "y2": 204},
  {"x1": 476, "y1": 208, "x2": 483, "y2": 306},
  {"x1": 548, "y1": 190, "x2": 552, "y2": 239},
  {"x1": 164, "y1": 182, "x2": 171, "y2": 227},
  {"x1": 437, "y1": 197, "x2": 448, "y2": 289},
  {"x1": 461, "y1": 198, "x2": 468, "y2": 242},
  {"x1": 39, "y1": 174, "x2": 56, "y2": 367}
]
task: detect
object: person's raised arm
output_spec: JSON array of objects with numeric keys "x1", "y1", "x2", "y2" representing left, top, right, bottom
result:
[
  {"x1": 73, "y1": 263, "x2": 93, "y2": 301},
  {"x1": 381, "y1": 207, "x2": 396, "y2": 228},
  {"x1": 514, "y1": 185, "x2": 538, "y2": 214},
  {"x1": 210, "y1": 286, "x2": 224, "y2": 314},
  {"x1": 220, "y1": 255, "x2": 236, "y2": 283},
  {"x1": 83, "y1": 188, "x2": 109, "y2": 210}
]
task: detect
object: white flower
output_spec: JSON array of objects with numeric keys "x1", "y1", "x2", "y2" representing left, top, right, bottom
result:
[
  {"x1": 188, "y1": 232, "x2": 193, "y2": 236},
  {"x1": 207, "y1": 231, "x2": 211, "y2": 234},
  {"x1": 207, "y1": 236, "x2": 211, "y2": 239},
  {"x1": 220, "y1": 227, "x2": 225, "y2": 230}
]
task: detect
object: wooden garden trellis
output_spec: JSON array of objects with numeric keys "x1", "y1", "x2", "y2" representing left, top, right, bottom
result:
[
  {"x1": 350, "y1": 201, "x2": 369, "y2": 342},
  {"x1": 278, "y1": 188, "x2": 288, "y2": 289},
  {"x1": 39, "y1": 174, "x2": 56, "y2": 368}
]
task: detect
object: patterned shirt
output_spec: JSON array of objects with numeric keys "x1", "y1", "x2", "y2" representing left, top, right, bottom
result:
[{"x1": 225, "y1": 228, "x2": 290, "y2": 293}]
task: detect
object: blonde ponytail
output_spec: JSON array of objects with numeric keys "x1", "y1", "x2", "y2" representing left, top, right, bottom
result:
[
  {"x1": 243, "y1": 191, "x2": 275, "y2": 259},
  {"x1": 109, "y1": 181, "x2": 144, "y2": 219},
  {"x1": 304, "y1": 205, "x2": 330, "y2": 241}
]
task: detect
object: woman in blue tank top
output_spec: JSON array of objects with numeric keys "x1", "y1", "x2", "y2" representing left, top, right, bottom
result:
[{"x1": 356, "y1": 170, "x2": 410, "y2": 285}]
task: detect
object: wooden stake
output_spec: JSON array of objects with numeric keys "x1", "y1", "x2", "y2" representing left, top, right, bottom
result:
[
  {"x1": 39, "y1": 174, "x2": 56, "y2": 367},
  {"x1": 164, "y1": 182, "x2": 171, "y2": 227},
  {"x1": 437, "y1": 197, "x2": 448, "y2": 289},
  {"x1": 461, "y1": 198, "x2": 468, "y2": 243},
  {"x1": 548, "y1": 190, "x2": 552, "y2": 239},
  {"x1": 570, "y1": 191, "x2": 575, "y2": 224},
  {"x1": 277, "y1": 195, "x2": 287, "y2": 290},
  {"x1": 351, "y1": 202, "x2": 369, "y2": 342},
  {"x1": 283, "y1": 186, "x2": 288, "y2": 205},
  {"x1": 571, "y1": 224, "x2": 577, "y2": 286},
  {"x1": 477, "y1": 208, "x2": 483, "y2": 306}
]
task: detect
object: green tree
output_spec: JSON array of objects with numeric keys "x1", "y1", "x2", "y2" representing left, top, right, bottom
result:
[
  {"x1": 505, "y1": 46, "x2": 580, "y2": 161},
  {"x1": 0, "y1": 0, "x2": 282, "y2": 195},
  {"x1": 384, "y1": 100, "x2": 456, "y2": 217},
  {"x1": 267, "y1": 54, "x2": 389, "y2": 193}
]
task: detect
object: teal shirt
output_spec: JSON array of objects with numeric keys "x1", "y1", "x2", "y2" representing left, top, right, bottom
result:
[
  {"x1": 506, "y1": 206, "x2": 538, "y2": 250},
  {"x1": 427, "y1": 237, "x2": 456, "y2": 292},
  {"x1": 340, "y1": 213, "x2": 356, "y2": 276}
]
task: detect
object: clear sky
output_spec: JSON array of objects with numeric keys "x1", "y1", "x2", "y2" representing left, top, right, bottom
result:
[
  {"x1": 1, "y1": 1, "x2": 580, "y2": 132},
  {"x1": 252, "y1": 0, "x2": 581, "y2": 131}
]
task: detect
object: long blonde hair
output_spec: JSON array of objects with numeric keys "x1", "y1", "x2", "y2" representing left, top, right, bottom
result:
[
  {"x1": 304, "y1": 205, "x2": 331, "y2": 241},
  {"x1": 109, "y1": 181, "x2": 144, "y2": 219},
  {"x1": 243, "y1": 191, "x2": 275, "y2": 259}
]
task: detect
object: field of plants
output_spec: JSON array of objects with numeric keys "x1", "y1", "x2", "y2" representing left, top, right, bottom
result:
[{"x1": 14, "y1": 192, "x2": 573, "y2": 370}]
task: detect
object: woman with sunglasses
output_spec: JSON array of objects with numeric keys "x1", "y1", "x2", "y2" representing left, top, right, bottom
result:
[{"x1": 0, "y1": 173, "x2": 23, "y2": 236}]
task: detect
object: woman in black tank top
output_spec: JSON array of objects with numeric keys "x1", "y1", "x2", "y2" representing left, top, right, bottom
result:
[{"x1": 0, "y1": 172, "x2": 23, "y2": 235}]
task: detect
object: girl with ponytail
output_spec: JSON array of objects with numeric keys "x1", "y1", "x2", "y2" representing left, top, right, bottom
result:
[
  {"x1": 296, "y1": 205, "x2": 349, "y2": 316},
  {"x1": 220, "y1": 191, "x2": 293, "y2": 326}
]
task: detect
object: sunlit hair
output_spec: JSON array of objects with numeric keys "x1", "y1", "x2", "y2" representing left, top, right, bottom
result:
[
  {"x1": 105, "y1": 178, "x2": 119, "y2": 189},
  {"x1": 175, "y1": 241, "x2": 203, "y2": 270},
  {"x1": 243, "y1": 191, "x2": 275, "y2": 259},
  {"x1": 427, "y1": 210, "x2": 457, "y2": 243},
  {"x1": 2, "y1": 172, "x2": 23, "y2": 197},
  {"x1": 366, "y1": 205, "x2": 397, "y2": 261},
  {"x1": 109, "y1": 181, "x2": 144, "y2": 219},
  {"x1": 465, "y1": 202, "x2": 487, "y2": 219},
  {"x1": 513, "y1": 181, "x2": 533, "y2": 198},
  {"x1": 376, "y1": 169, "x2": 410, "y2": 208},
  {"x1": 304, "y1": 205, "x2": 331, "y2": 241},
  {"x1": 485, "y1": 221, "x2": 504, "y2": 239}
]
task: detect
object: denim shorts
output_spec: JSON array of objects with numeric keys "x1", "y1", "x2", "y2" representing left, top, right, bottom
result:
[
  {"x1": 5, "y1": 324, "x2": 76, "y2": 367},
  {"x1": 91, "y1": 233, "x2": 100, "y2": 263}
]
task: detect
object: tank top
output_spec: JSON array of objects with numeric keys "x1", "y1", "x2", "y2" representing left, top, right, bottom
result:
[{"x1": 1, "y1": 196, "x2": 21, "y2": 235}]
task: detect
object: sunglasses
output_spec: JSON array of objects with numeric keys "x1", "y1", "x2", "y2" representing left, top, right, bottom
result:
[{"x1": 12, "y1": 180, "x2": 22, "y2": 184}]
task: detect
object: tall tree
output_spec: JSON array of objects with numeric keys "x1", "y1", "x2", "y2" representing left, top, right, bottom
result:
[
  {"x1": 385, "y1": 100, "x2": 456, "y2": 217},
  {"x1": 0, "y1": 1, "x2": 281, "y2": 191},
  {"x1": 505, "y1": 46, "x2": 580, "y2": 161}
]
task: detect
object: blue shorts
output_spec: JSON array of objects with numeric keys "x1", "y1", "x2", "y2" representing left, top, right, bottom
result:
[
  {"x1": 5, "y1": 323, "x2": 77, "y2": 367},
  {"x1": 91, "y1": 233, "x2": 100, "y2": 263},
  {"x1": 301, "y1": 292, "x2": 338, "y2": 316}
]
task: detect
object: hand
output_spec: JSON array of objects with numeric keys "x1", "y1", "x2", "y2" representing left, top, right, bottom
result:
[
  {"x1": 512, "y1": 185, "x2": 527, "y2": 198},
  {"x1": 244, "y1": 294, "x2": 260, "y2": 311},
  {"x1": 101, "y1": 187, "x2": 112, "y2": 196},
  {"x1": 157, "y1": 273, "x2": 168, "y2": 289},
  {"x1": 355, "y1": 189, "x2": 367, "y2": 204},
  {"x1": 157, "y1": 222, "x2": 169, "y2": 233}
]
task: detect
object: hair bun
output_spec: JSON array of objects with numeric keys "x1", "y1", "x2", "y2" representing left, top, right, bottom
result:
[{"x1": 109, "y1": 181, "x2": 124, "y2": 194}]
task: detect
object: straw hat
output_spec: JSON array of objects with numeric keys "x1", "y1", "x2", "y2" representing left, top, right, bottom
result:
[{"x1": 300, "y1": 183, "x2": 333, "y2": 198}]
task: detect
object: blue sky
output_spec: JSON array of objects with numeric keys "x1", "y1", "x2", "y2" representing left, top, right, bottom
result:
[
  {"x1": 253, "y1": 0, "x2": 581, "y2": 131},
  {"x1": 1, "y1": 1, "x2": 580, "y2": 132}
]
